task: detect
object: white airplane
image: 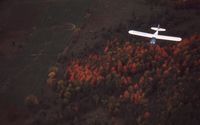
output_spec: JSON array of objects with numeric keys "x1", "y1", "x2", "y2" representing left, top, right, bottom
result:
[{"x1": 128, "y1": 25, "x2": 182, "y2": 44}]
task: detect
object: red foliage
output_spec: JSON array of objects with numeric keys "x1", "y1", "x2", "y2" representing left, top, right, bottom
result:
[
  {"x1": 133, "y1": 83, "x2": 139, "y2": 89},
  {"x1": 123, "y1": 90, "x2": 130, "y2": 99},
  {"x1": 131, "y1": 92, "x2": 143, "y2": 104},
  {"x1": 60, "y1": 35, "x2": 200, "y2": 106},
  {"x1": 144, "y1": 111, "x2": 151, "y2": 119}
]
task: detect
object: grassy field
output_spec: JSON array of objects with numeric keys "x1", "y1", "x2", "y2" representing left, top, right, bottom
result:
[{"x1": 0, "y1": 0, "x2": 93, "y2": 106}]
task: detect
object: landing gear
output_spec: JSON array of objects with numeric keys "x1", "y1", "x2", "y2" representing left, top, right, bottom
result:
[{"x1": 150, "y1": 38, "x2": 156, "y2": 44}]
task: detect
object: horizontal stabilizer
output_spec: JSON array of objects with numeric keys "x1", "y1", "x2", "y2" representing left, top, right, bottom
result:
[{"x1": 151, "y1": 27, "x2": 166, "y2": 31}]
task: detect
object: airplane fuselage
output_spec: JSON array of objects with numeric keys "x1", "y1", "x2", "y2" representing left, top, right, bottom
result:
[{"x1": 150, "y1": 29, "x2": 159, "y2": 44}]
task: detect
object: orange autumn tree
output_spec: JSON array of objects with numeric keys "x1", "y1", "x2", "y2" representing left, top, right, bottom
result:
[
  {"x1": 58, "y1": 35, "x2": 198, "y2": 102},
  {"x1": 47, "y1": 35, "x2": 200, "y2": 123}
]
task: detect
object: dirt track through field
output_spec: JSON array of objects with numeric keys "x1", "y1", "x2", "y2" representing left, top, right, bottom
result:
[{"x1": 0, "y1": 0, "x2": 93, "y2": 106}]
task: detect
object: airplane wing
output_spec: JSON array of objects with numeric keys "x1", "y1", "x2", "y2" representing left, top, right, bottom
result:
[
  {"x1": 128, "y1": 30, "x2": 153, "y2": 38},
  {"x1": 155, "y1": 35, "x2": 182, "y2": 41}
]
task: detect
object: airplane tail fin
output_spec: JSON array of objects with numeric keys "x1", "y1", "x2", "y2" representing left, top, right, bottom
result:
[{"x1": 151, "y1": 27, "x2": 166, "y2": 32}]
